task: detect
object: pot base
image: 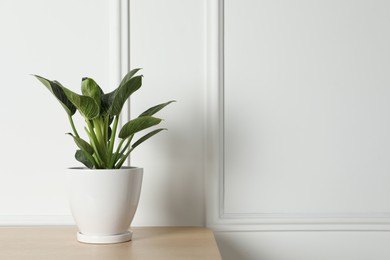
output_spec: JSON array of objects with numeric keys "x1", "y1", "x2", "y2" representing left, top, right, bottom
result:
[{"x1": 77, "y1": 230, "x2": 133, "y2": 244}]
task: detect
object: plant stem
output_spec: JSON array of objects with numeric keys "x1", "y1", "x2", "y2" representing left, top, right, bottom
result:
[
  {"x1": 86, "y1": 121, "x2": 106, "y2": 168},
  {"x1": 116, "y1": 135, "x2": 134, "y2": 169},
  {"x1": 109, "y1": 138, "x2": 125, "y2": 168},
  {"x1": 115, "y1": 137, "x2": 126, "y2": 155},
  {"x1": 96, "y1": 118, "x2": 108, "y2": 165},
  {"x1": 91, "y1": 157, "x2": 99, "y2": 168},
  {"x1": 109, "y1": 139, "x2": 123, "y2": 168},
  {"x1": 115, "y1": 147, "x2": 134, "y2": 169},
  {"x1": 110, "y1": 134, "x2": 133, "y2": 168},
  {"x1": 104, "y1": 116, "x2": 109, "y2": 144},
  {"x1": 67, "y1": 114, "x2": 79, "y2": 138},
  {"x1": 108, "y1": 115, "x2": 119, "y2": 163},
  {"x1": 119, "y1": 135, "x2": 133, "y2": 156},
  {"x1": 84, "y1": 126, "x2": 104, "y2": 167}
]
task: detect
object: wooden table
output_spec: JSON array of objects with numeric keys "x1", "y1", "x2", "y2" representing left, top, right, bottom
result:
[{"x1": 0, "y1": 227, "x2": 221, "y2": 260}]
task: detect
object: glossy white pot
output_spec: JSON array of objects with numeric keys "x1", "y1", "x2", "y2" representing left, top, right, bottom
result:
[{"x1": 67, "y1": 167, "x2": 143, "y2": 244}]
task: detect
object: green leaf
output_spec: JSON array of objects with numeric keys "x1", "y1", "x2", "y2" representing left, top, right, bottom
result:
[
  {"x1": 67, "y1": 133, "x2": 94, "y2": 155},
  {"x1": 108, "y1": 75, "x2": 143, "y2": 116},
  {"x1": 101, "y1": 91, "x2": 114, "y2": 116},
  {"x1": 33, "y1": 75, "x2": 76, "y2": 116},
  {"x1": 81, "y1": 78, "x2": 102, "y2": 109},
  {"x1": 119, "y1": 68, "x2": 142, "y2": 86},
  {"x1": 119, "y1": 116, "x2": 162, "y2": 139},
  {"x1": 75, "y1": 150, "x2": 95, "y2": 169},
  {"x1": 101, "y1": 68, "x2": 142, "y2": 116},
  {"x1": 132, "y1": 128, "x2": 167, "y2": 149},
  {"x1": 139, "y1": 100, "x2": 176, "y2": 117},
  {"x1": 59, "y1": 84, "x2": 100, "y2": 119}
]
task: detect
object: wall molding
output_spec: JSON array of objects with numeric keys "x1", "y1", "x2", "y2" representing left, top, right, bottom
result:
[
  {"x1": 109, "y1": 0, "x2": 130, "y2": 90},
  {"x1": 210, "y1": 223, "x2": 390, "y2": 232},
  {"x1": 109, "y1": 0, "x2": 131, "y2": 132},
  {"x1": 205, "y1": 0, "x2": 390, "y2": 230},
  {"x1": 109, "y1": 0, "x2": 132, "y2": 166}
]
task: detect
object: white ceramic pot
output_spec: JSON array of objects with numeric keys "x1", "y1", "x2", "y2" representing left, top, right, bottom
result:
[{"x1": 67, "y1": 167, "x2": 143, "y2": 244}]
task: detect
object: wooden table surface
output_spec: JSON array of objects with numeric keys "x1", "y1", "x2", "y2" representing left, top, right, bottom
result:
[{"x1": 0, "y1": 227, "x2": 221, "y2": 260}]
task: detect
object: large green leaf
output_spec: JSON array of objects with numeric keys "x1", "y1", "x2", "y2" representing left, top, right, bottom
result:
[
  {"x1": 119, "y1": 68, "x2": 142, "y2": 87},
  {"x1": 108, "y1": 75, "x2": 143, "y2": 116},
  {"x1": 132, "y1": 128, "x2": 167, "y2": 149},
  {"x1": 118, "y1": 116, "x2": 162, "y2": 139},
  {"x1": 67, "y1": 133, "x2": 94, "y2": 155},
  {"x1": 33, "y1": 75, "x2": 76, "y2": 116},
  {"x1": 59, "y1": 84, "x2": 100, "y2": 119},
  {"x1": 101, "y1": 68, "x2": 141, "y2": 116},
  {"x1": 139, "y1": 100, "x2": 176, "y2": 117},
  {"x1": 81, "y1": 78, "x2": 102, "y2": 109},
  {"x1": 75, "y1": 150, "x2": 95, "y2": 169}
]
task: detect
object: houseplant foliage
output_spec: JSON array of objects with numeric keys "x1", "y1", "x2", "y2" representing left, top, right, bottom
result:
[{"x1": 34, "y1": 68, "x2": 174, "y2": 169}]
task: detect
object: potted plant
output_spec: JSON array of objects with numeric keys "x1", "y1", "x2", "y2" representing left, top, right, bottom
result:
[{"x1": 34, "y1": 68, "x2": 174, "y2": 244}]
